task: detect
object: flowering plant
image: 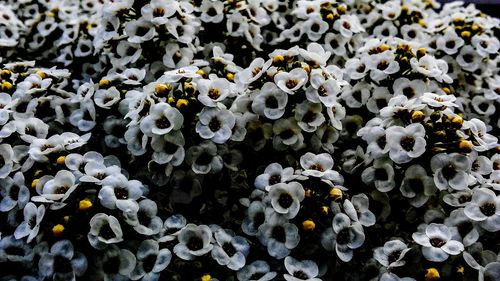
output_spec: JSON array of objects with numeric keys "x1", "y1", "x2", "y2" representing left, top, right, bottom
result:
[{"x1": 0, "y1": 0, "x2": 499, "y2": 280}]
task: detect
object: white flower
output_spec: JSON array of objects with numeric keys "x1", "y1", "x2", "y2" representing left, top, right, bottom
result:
[
  {"x1": 464, "y1": 187, "x2": 500, "y2": 232},
  {"x1": 300, "y1": 152, "x2": 342, "y2": 183},
  {"x1": 436, "y1": 30, "x2": 465, "y2": 55},
  {"x1": 186, "y1": 141, "x2": 223, "y2": 174},
  {"x1": 211, "y1": 228, "x2": 250, "y2": 270},
  {"x1": 254, "y1": 163, "x2": 295, "y2": 190},
  {"x1": 366, "y1": 51, "x2": 400, "y2": 82},
  {"x1": 252, "y1": 82, "x2": 288, "y2": 120},
  {"x1": 196, "y1": 107, "x2": 235, "y2": 144},
  {"x1": 173, "y1": 224, "x2": 213, "y2": 260},
  {"x1": 14, "y1": 202, "x2": 45, "y2": 243},
  {"x1": 333, "y1": 14, "x2": 364, "y2": 38},
  {"x1": 386, "y1": 123, "x2": 426, "y2": 164},
  {"x1": 400, "y1": 165, "x2": 436, "y2": 208},
  {"x1": 98, "y1": 174, "x2": 143, "y2": 213},
  {"x1": 431, "y1": 153, "x2": 472, "y2": 191},
  {"x1": 274, "y1": 68, "x2": 308, "y2": 95},
  {"x1": 125, "y1": 19, "x2": 155, "y2": 43},
  {"x1": 412, "y1": 223, "x2": 464, "y2": 262},
  {"x1": 235, "y1": 57, "x2": 272, "y2": 86},
  {"x1": 32, "y1": 170, "x2": 78, "y2": 210},
  {"x1": 131, "y1": 240, "x2": 171, "y2": 280},
  {"x1": 200, "y1": 0, "x2": 224, "y2": 23},
  {"x1": 268, "y1": 182, "x2": 305, "y2": 219},
  {"x1": 197, "y1": 76, "x2": 233, "y2": 107},
  {"x1": 299, "y1": 43, "x2": 330, "y2": 67},
  {"x1": 471, "y1": 34, "x2": 499, "y2": 57},
  {"x1": 88, "y1": 213, "x2": 124, "y2": 249},
  {"x1": 322, "y1": 213, "x2": 365, "y2": 262},
  {"x1": 373, "y1": 239, "x2": 411, "y2": 268},
  {"x1": 140, "y1": 102, "x2": 184, "y2": 137},
  {"x1": 295, "y1": 101, "x2": 325, "y2": 133},
  {"x1": 283, "y1": 256, "x2": 321, "y2": 281}
]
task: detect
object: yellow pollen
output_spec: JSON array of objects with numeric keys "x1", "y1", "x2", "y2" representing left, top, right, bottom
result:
[
  {"x1": 425, "y1": 268, "x2": 440, "y2": 281},
  {"x1": 176, "y1": 99, "x2": 189, "y2": 109},
  {"x1": 31, "y1": 179, "x2": 39, "y2": 189},
  {"x1": 302, "y1": 220, "x2": 316, "y2": 231},
  {"x1": 52, "y1": 224, "x2": 65, "y2": 237},
  {"x1": 56, "y1": 156, "x2": 66, "y2": 165},
  {"x1": 79, "y1": 199, "x2": 93, "y2": 211}
]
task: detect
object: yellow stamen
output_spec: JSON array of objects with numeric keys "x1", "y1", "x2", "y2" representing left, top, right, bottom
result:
[
  {"x1": 302, "y1": 220, "x2": 316, "y2": 231},
  {"x1": 79, "y1": 199, "x2": 93, "y2": 211},
  {"x1": 56, "y1": 156, "x2": 66, "y2": 165},
  {"x1": 31, "y1": 179, "x2": 39, "y2": 189},
  {"x1": 329, "y1": 187, "x2": 343, "y2": 201},
  {"x1": 425, "y1": 268, "x2": 440, "y2": 281},
  {"x1": 52, "y1": 224, "x2": 65, "y2": 237},
  {"x1": 176, "y1": 99, "x2": 189, "y2": 109}
]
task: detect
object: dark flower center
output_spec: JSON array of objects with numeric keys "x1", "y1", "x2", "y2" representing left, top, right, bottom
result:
[
  {"x1": 430, "y1": 238, "x2": 445, "y2": 247},
  {"x1": 222, "y1": 242, "x2": 236, "y2": 257},
  {"x1": 208, "y1": 118, "x2": 221, "y2": 132},
  {"x1": 408, "y1": 178, "x2": 424, "y2": 193},
  {"x1": 253, "y1": 211, "x2": 265, "y2": 226},
  {"x1": 278, "y1": 193, "x2": 293, "y2": 208},
  {"x1": 336, "y1": 228, "x2": 350, "y2": 245},
  {"x1": 375, "y1": 168, "x2": 388, "y2": 181},
  {"x1": 28, "y1": 216, "x2": 37, "y2": 228},
  {"x1": 206, "y1": 7, "x2": 217, "y2": 17},
  {"x1": 311, "y1": 23, "x2": 320, "y2": 32},
  {"x1": 293, "y1": 270, "x2": 309, "y2": 280},
  {"x1": 265, "y1": 96, "x2": 279, "y2": 109},
  {"x1": 135, "y1": 26, "x2": 150, "y2": 37},
  {"x1": 164, "y1": 141, "x2": 179, "y2": 155},
  {"x1": 54, "y1": 255, "x2": 73, "y2": 273},
  {"x1": 356, "y1": 64, "x2": 366, "y2": 73},
  {"x1": 309, "y1": 163, "x2": 324, "y2": 172},
  {"x1": 376, "y1": 135, "x2": 386, "y2": 149},
  {"x1": 208, "y1": 88, "x2": 220, "y2": 100},
  {"x1": 142, "y1": 254, "x2": 157, "y2": 273},
  {"x1": 352, "y1": 90, "x2": 362, "y2": 102},
  {"x1": 114, "y1": 187, "x2": 129, "y2": 199},
  {"x1": 99, "y1": 223, "x2": 116, "y2": 240},
  {"x1": 272, "y1": 225, "x2": 286, "y2": 243},
  {"x1": 445, "y1": 40, "x2": 456, "y2": 49},
  {"x1": 388, "y1": 250, "x2": 402, "y2": 264},
  {"x1": 463, "y1": 54, "x2": 473, "y2": 63},
  {"x1": 302, "y1": 111, "x2": 317, "y2": 123},
  {"x1": 441, "y1": 164, "x2": 457, "y2": 180},
  {"x1": 480, "y1": 202, "x2": 496, "y2": 217},
  {"x1": 280, "y1": 129, "x2": 295, "y2": 140},
  {"x1": 403, "y1": 87, "x2": 415, "y2": 98},
  {"x1": 195, "y1": 152, "x2": 213, "y2": 166},
  {"x1": 155, "y1": 116, "x2": 171, "y2": 129},
  {"x1": 269, "y1": 174, "x2": 281, "y2": 185},
  {"x1": 251, "y1": 67, "x2": 262, "y2": 77},
  {"x1": 153, "y1": 7, "x2": 165, "y2": 17},
  {"x1": 55, "y1": 185, "x2": 70, "y2": 194},
  {"x1": 8, "y1": 185, "x2": 19, "y2": 200},
  {"x1": 286, "y1": 79, "x2": 298, "y2": 89},
  {"x1": 187, "y1": 236, "x2": 204, "y2": 251},
  {"x1": 377, "y1": 60, "x2": 389, "y2": 71},
  {"x1": 400, "y1": 135, "x2": 415, "y2": 151}
]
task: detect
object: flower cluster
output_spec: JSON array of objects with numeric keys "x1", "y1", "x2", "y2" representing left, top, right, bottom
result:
[{"x1": 0, "y1": 0, "x2": 499, "y2": 280}]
